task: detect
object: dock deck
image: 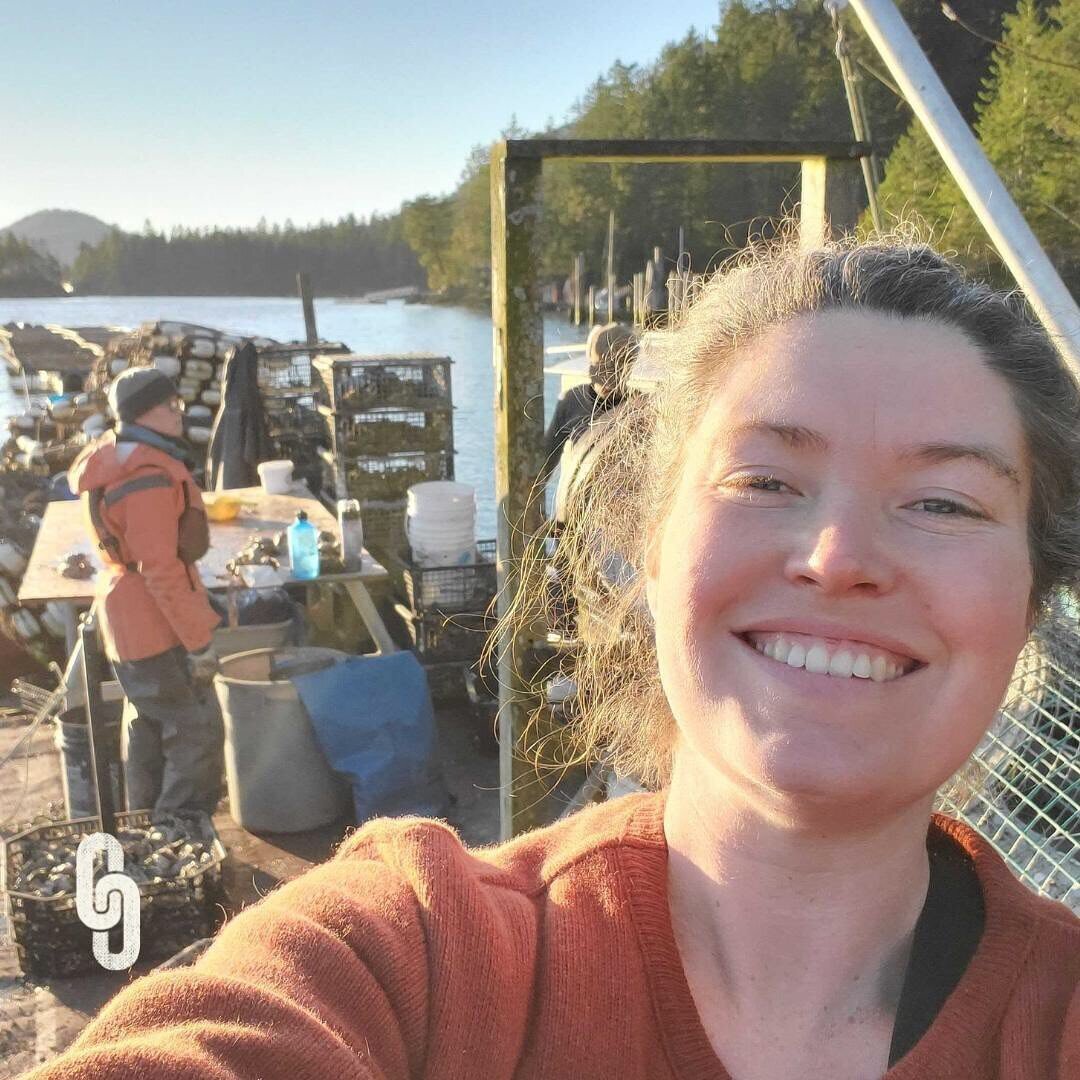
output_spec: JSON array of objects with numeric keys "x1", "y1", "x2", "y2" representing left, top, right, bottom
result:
[{"x1": 0, "y1": 700, "x2": 498, "y2": 1073}]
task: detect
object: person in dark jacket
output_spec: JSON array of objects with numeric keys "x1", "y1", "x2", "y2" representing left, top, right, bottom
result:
[
  {"x1": 68, "y1": 367, "x2": 223, "y2": 816},
  {"x1": 542, "y1": 322, "x2": 638, "y2": 484}
]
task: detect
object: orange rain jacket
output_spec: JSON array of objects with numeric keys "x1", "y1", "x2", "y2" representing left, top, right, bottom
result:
[{"x1": 68, "y1": 432, "x2": 220, "y2": 662}]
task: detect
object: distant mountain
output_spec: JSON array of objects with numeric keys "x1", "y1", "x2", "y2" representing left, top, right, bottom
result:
[{"x1": 1, "y1": 209, "x2": 115, "y2": 268}]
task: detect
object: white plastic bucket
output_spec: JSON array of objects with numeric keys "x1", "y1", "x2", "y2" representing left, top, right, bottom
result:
[
  {"x1": 406, "y1": 481, "x2": 476, "y2": 560},
  {"x1": 407, "y1": 522, "x2": 475, "y2": 541},
  {"x1": 413, "y1": 544, "x2": 476, "y2": 568},
  {"x1": 258, "y1": 460, "x2": 294, "y2": 495},
  {"x1": 407, "y1": 481, "x2": 475, "y2": 514}
]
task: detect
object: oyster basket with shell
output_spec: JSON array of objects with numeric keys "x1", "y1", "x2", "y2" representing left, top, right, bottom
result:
[{"x1": 2, "y1": 810, "x2": 226, "y2": 978}]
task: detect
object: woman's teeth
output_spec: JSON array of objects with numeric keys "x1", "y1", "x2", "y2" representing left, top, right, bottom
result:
[{"x1": 748, "y1": 633, "x2": 908, "y2": 682}]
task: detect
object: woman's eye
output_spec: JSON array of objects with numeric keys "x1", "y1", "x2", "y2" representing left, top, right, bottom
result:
[
  {"x1": 749, "y1": 476, "x2": 787, "y2": 492},
  {"x1": 727, "y1": 475, "x2": 793, "y2": 494},
  {"x1": 908, "y1": 497, "x2": 985, "y2": 519}
]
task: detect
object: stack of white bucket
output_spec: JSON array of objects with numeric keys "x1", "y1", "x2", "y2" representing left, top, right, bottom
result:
[{"x1": 406, "y1": 482, "x2": 477, "y2": 607}]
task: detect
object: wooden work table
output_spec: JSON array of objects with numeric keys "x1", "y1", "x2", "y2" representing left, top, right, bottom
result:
[{"x1": 19, "y1": 486, "x2": 390, "y2": 609}]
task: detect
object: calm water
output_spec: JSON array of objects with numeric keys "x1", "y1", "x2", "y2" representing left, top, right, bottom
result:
[{"x1": 0, "y1": 296, "x2": 589, "y2": 538}]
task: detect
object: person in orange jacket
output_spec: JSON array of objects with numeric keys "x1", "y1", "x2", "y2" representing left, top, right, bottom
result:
[{"x1": 68, "y1": 367, "x2": 223, "y2": 815}]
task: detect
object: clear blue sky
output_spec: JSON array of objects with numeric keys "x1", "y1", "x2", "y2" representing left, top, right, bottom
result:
[{"x1": 2, "y1": 1, "x2": 721, "y2": 232}]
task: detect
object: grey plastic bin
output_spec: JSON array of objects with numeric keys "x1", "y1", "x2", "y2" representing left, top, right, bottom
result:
[{"x1": 214, "y1": 647, "x2": 351, "y2": 833}]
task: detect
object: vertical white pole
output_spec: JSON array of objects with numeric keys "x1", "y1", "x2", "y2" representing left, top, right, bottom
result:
[{"x1": 845, "y1": 0, "x2": 1080, "y2": 370}]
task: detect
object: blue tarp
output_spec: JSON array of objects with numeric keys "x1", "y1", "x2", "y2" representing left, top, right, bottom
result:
[{"x1": 292, "y1": 651, "x2": 448, "y2": 822}]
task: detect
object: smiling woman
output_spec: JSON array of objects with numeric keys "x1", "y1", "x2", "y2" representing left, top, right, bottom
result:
[
  {"x1": 18, "y1": 238, "x2": 1080, "y2": 1080},
  {"x1": 536, "y1": 240, "x2": 1080, "y2": 792}
]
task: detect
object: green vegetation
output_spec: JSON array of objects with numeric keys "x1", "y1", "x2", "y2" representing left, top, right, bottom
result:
[
  {"x1": 0, "y1": 234, "x2": 65, "y2": 296},
  {"x1": 873, "y1": 0, "x2": 1078, "y2": 291},
  {"x1": 400, "y1": 0, "x2": 1032, "y2": 300},
  {"x1": 70, "y1": 214, "x2": 423, "y2": 296}
]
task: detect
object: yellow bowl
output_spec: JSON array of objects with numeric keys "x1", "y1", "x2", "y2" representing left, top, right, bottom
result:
[{"x1": 203, "y1": 494, "x2": 242, "y2": 522}]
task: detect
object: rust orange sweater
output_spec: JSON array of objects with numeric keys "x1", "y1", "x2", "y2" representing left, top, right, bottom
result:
[{"x1": 21, "y1": 794, "x2": 1080, "y2": 1079}]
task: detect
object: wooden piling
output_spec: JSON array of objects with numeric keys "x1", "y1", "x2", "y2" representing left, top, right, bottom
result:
[
  {"x1": 297, "y1": 272, "x2": 318, "y2": 345},
  {"x1": 606, "y1": 211, "x2": 615, "y2": 324},
  {"x1": 573, "y1": 252, "x2": 584, "y2": 326},
  {"x1": 490, "y1": 143, "x2": 550, "y2": 840}
]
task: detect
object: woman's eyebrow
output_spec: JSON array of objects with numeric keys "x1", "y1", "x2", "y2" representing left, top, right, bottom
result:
[
  {"x1": 728, "y1": 421, "x2": 828, "y2": 450},
  {"x1": 727, "y1": 422, "x2": 1021, "y2": 485},
  {"x1": 898, "y1": 442, "x2": 1022, "y2": 486}
]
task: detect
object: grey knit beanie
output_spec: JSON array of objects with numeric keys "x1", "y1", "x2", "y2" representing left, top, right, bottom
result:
[{"x1": 108, "y1": 367, "x2": 178, "y2": 423}]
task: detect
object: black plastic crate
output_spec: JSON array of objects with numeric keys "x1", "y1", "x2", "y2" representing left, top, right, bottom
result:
[
  {"x1": 390, "y1": 540, "x2": 497, "y2": 614},
  {"x1": 395, "y1": 603, "x2": 495, "y2": 662},
  {"x1": 423, "y1": 660, "x2": 470, "y2": 705},
  {"x1": 3, "y1": 812, "x2": 226, "y2": 978},
  {"x1": 315, "y1": 354, "x2": 452, "y2": 412}
]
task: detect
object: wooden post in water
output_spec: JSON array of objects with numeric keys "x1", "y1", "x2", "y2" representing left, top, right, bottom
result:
[
  {"x1": 297, "y1": 272, "x2": 318, "y2": 345},
  {"x1": 490, "y1": 142, "x2": 549, "y2": 840},
  {"x1": 573, "y1": 252, "x2": 584, "y2": 326},
  {"x1": 606, "y1": 210, "x2": 615, "y2": 324}
]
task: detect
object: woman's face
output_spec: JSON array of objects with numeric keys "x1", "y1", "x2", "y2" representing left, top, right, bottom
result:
[{"x1": 648, "y1": 310, "x2": 1033, "y2": 821}]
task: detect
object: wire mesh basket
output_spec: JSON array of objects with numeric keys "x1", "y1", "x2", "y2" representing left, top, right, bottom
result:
[
  {"x1": 389, "y1": 539, "x2": 498, "y2": 614},
  {"x1": 342, "y1": 451, "x2": 454, "y2": 502},
  {"x1": 257, "y1": 342, "x2": 349, "y2": 394},
  {"x1": 3, "y1": 811, "x2": 226, "y2": 977},
  {"x1": 395, "y1": 603, "x2": 495, "y2": 662},
  {"x1": 938, "y1": 605, "x2": 1080, "y2": 912},
  {"x1": 315, "y1": 354, "x2": 453, "y2": 412},
  {"x1": 326, "y1": 407, "x2": 453, "y2": 456},
  {"x1": 359, "y1": 499, "x2": 408, "y2": 561}
]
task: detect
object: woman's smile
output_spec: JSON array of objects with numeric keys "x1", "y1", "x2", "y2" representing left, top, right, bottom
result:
[{"x1": 738, "y1": 630, "x2": 918, "y2": 682}]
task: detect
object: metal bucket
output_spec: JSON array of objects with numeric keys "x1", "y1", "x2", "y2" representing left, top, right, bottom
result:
[{"x1": 213, "y1": 647, "x2": 351, "y2": 833}]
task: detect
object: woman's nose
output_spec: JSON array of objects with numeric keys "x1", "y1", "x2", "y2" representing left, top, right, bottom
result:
[{"x1": 783, "y1": 504, "x2": 896, "y2": 596}]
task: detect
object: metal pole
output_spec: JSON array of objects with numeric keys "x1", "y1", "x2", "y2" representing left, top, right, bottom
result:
[
  {"x1": 296, "y1": 272, "x2": 318, "y2": 346},
  {"x1": 845, "y1": 0, "x2": 1080, "y2": 369},
  {"x1": 830, "y1": 7, "x2": 883, "y2": 231},
  {"x1": 79, "y1": 612, "x2": 116, "y2": 835}
]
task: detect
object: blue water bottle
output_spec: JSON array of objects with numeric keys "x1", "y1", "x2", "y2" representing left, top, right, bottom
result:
[{"x1": 287, "y1": 510, "x2": 320, "y2": 580}]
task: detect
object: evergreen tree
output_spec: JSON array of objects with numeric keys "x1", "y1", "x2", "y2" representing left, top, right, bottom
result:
[{"x1": 874, "y1": 0, "x2": 1078, "y2": 291}]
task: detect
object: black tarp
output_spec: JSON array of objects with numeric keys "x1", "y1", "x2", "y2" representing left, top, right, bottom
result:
[{"x1": 205, "y1": 341, "x2": 271, "y2": 490}]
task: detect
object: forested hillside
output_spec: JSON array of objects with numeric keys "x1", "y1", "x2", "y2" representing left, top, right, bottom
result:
[
  {"x1": 0, "y1": 234, "x2": 65, "y2": 296},
  {"x1": 70, "y1": 214, "x2": 424, "y2": 296}
]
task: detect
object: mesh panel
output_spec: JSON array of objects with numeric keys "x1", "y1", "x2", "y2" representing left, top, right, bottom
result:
[{"x1": 937, "y1": 604, "x2": 1080, "y2": 912}]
